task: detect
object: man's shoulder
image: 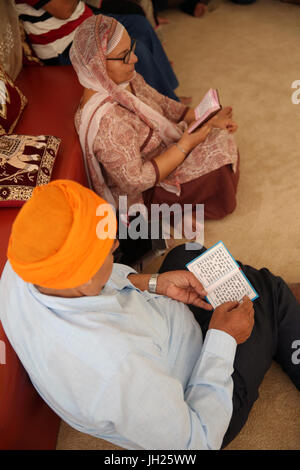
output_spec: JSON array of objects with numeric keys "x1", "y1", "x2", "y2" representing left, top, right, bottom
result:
[
  {"x1": 108, "y1": 263, "x2": 137, "y2": 289},
  {"x1": 101, "y1": 102, "x2": 135, "y2": 122},
  {"x1": 0, "y1": 261, "x2": 18, "y2": 292}
]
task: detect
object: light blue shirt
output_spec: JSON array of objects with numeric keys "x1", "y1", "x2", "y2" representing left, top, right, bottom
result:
[{"x1": 0, "y1": 261, "x2": 237, "y2": 450}]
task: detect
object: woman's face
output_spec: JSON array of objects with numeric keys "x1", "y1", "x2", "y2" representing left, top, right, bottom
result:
[{"x1": 106, "y1": 30, "x2": 138, "y2": 85}]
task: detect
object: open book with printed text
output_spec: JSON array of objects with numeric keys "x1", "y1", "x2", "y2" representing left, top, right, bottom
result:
[
  {"x1": 188, "y1": 88, "x2": 222, "y2": 134},
  {"x1": 186, "y1": 241, "x2": 259, "y2": 309}
]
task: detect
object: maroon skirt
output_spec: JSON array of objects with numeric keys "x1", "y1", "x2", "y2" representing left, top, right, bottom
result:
[{"x1": 143, "y1": 157, "x2": 240, "y2": 220}]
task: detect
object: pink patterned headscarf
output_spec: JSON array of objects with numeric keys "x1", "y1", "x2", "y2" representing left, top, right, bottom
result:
[
  {"x1": 70, "y1": 15, "x2": 183, "y2": 205},
  {"x1": 70, "y1": 15, "x2": 152, "y2": 126}
]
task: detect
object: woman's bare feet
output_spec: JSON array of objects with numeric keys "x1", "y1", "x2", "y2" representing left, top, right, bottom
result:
[
  {"x1": 193, "y1": 2, "x2": 207, "y2": 17},
  {"x1": 217, "y1": 106, "x2": 233, "y2": 119},
  {"x1": 157, "y1": 16, "x2": 170, "y2": 25},
  {"x1": 210, "y1": 106, "x2": 237, "y2": 133}
]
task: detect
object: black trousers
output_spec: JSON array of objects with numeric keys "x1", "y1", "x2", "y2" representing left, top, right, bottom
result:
[{"x1": 159, "y1": 243, "x2": 300, "y2": 448}]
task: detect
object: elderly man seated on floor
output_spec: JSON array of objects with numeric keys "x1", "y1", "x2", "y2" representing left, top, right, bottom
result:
[{"x1": 1, "y1": 180, "x2": 299, "y2": 450}]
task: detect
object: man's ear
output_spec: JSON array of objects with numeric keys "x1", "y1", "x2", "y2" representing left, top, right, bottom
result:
[{"x1": 77, "y1": 278, "x2": 93, "y2": 295}]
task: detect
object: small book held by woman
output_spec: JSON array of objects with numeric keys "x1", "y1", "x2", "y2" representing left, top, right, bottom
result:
[{"x1": 188, "y1": 89, "x2": 222, "y2": 133}]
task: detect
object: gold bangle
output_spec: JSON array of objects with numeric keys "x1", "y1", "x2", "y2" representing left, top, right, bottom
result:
[{"x1": 174, "y1": 142, "x2": 188, "y2": 156}]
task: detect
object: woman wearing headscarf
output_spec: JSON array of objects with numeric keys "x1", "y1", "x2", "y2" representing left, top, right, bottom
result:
[{"x1": 70, "y1": 14, "x2": 240, "y2": 220}]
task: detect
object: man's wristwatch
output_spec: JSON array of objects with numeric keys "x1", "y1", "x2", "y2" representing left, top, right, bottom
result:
[{"x1": 148, "y1": 273, "x2": 159, "y2": 294}]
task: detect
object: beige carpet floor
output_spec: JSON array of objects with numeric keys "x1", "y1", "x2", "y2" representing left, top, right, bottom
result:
[{"x1": 56, "y1": 0, "x2": 300, "y2": 450}]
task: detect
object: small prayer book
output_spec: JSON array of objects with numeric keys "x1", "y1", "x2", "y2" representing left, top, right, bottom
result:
[
  {"x1": 188, "y1": 88, "x2": 222, "y2": 134},
  {"x1": 186, "y1": 241, "x2": 259, "y2": 309}
]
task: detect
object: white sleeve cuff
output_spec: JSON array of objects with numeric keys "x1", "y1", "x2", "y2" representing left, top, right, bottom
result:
[
  {"x1": 113, "y1": 263, "x2": 137, "y2": 278},
  {"x1": 202, "y1": 328, "x2": 237, "y2": 365}
]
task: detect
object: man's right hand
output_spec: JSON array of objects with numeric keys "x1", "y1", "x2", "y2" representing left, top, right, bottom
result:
[{"x1": 208, "y1": 296, "x2": 255, "y2": 344}]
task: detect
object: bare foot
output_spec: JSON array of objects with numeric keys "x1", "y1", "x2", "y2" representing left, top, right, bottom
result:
[
  {"x1": 179, "y1": 96, "x2": 193, "y2": 106},
  {"x1": 289, "y1": 283, "x2": 300, "y2": 304},
  {"x1": 210, "y1": 106, "x2": 237, "y2": 133},
  {"x1": 217, "y1": 106, "x2": 233, "y2": 119},
  {"x1": 157, "y1": 16, "x2": 170, "y2": 25},
  {"x1": 193, "y1": 3, "x2": 207, "y2": 17}
]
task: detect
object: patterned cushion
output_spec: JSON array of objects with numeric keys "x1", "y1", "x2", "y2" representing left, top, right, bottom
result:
[
  {"x1": 0, "y1": 134, "x2": 60, "y2": 207},
  {"x1": 0, "y1": 68, "x2": 27, "y2": 135}
]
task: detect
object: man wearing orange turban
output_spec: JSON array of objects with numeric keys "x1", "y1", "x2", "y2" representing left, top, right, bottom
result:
[
  {"x1": 7, "y1": 179, "x2": 117, "y2": 292},
  {"x1": 1, "y1": 180, "x2": 299, "y2": 450}
]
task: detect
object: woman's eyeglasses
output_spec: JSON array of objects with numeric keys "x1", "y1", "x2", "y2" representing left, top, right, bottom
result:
[{"x1": 106, "y1": 38, "x2": 137, "y2": 65}]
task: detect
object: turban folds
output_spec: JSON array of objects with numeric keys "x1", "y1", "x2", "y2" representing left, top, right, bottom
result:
[{"x1": 7, "y1": 180, "x2": 117, "y2": 289}]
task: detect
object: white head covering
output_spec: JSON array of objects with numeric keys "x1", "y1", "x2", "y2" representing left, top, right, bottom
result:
[{"x1": 106, "y1": 21, "x2": 125, "y2": 55}]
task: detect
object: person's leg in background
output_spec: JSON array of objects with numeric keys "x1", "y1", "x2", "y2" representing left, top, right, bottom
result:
[
  {"x1": 179, "y1": 0, "x2": 207, "y2": 17},
  {"x1": 159, "y1": 243, "x2": 300, "y2": 448}
]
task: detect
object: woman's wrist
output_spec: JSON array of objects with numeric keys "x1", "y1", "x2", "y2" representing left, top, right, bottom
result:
[
  {"x1": 127, "y1": 273, "x2": 152, "y2": 291},
  {"x1": 178, "y1": 137, "x2": 192, "y2": 154},
  {"x1": 152, "y1": 138, "x2": 190, "y2": 181},
  {"x1": 174, "y1": 142, "x2": 189, "y2": 158}
]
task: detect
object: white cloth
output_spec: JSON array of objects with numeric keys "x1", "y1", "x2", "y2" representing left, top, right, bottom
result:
[{"x1": 106, "y1": 22, "x2": 125, "y2": 55}]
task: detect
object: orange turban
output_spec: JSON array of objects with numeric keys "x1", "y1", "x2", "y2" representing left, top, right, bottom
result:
[{"x1": 7, "y1": 180, "x2": 117, "y2": 289}]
